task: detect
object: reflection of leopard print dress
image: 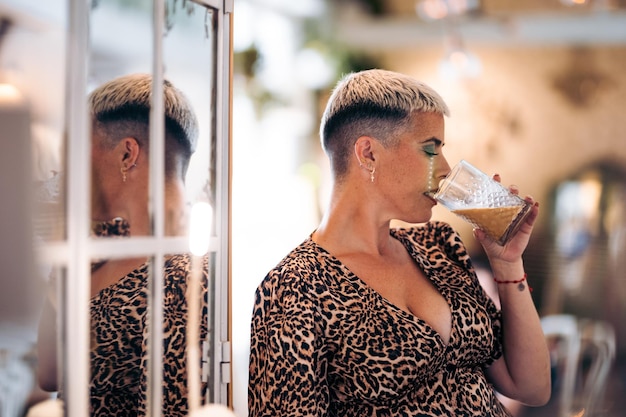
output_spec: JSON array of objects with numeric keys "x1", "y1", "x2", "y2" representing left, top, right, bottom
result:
[
  {"x1": 89, "y1": 218, "x2": 208, "y2": 417},
  {"x1": 249, "y1": 221, "x2": 512, "y2": 417}
]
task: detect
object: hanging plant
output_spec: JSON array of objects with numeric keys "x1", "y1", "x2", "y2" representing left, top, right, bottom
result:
[{"x1": 91, "y1": 0, "x2": 206, "y2": 37}]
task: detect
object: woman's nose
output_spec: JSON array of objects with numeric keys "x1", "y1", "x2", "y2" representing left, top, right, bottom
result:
[{"x1": 437, "y1": 157, "x2": 451, "y2": 180}]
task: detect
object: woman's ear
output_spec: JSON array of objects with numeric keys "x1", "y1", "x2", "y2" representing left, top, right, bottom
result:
[
  {"x1": 119, "y1": 137, "x2": 140, "y2": 168},
  {"x1": 354, "y1": 136, "x2": 376, "y2": 167}
]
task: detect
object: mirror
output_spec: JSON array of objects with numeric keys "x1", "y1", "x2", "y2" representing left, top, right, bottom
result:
[
  {"x1": 27, "y1": 0, "x2": 226, "y2": 416},
  {"x1": 86, "y1": 1, "x2": 219, "y2": 415}
]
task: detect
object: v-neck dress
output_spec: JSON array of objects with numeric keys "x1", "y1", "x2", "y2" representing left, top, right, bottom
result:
[
  {"x1": 88, "y1": 218, "x2": 209, "y2": 416},
  {"x1": 248, "y1": 221, "x2": 511, "y2": 416}
]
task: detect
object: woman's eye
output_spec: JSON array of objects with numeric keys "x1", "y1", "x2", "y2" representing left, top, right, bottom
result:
[{"x1": 423, "y1": 144, "x2": 439, "y2": 156}]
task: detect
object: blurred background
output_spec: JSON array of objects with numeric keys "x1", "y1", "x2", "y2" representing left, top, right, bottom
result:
[{"x1": 1, "y1": 0, "x2": 625, "y2": 416}]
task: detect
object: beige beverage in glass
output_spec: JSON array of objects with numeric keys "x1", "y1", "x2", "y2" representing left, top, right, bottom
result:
[{"x1": 433, "y1": 160, "x2": 532, "y2": 245}]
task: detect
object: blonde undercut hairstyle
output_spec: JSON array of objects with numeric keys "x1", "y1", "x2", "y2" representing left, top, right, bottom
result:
[
  {"x1": 89, "y1": 73, "x2": 199, "y2": 179},
  {"x1": 319, "y1": 69, "x2": 450, "y2": 180}
]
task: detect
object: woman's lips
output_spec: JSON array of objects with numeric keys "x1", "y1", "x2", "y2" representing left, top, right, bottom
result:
[{"x1": 424, "y1": 190, "x2": 438, "y2": 204}]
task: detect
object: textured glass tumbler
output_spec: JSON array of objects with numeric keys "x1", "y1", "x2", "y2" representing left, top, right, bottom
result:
[{"x1": 433, "y1": 160, "x2": 532, "y2": 245}]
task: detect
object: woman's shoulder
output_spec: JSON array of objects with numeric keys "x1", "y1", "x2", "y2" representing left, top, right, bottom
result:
[
  {"x1": 392, "y1": 220, "x2": 459, "y2": 242},
  {"x1": 259, "y1": 235, "x2": 360, "y2": 305},
  {"x1": 263, "y1": 237, "x2": 327, "y2": 287},
  {"x1": 162, "y1": 253, "x2": 197, "y2": 286},
  {"x1": 392, "y1": 221, "x2": 471, "y2": 267},
  {"x1": 159, "y1": 254, "x2": 210, "y2": 306},
  {"x1": 254, "y1": 237, "x2": 338, "y2": 312}
]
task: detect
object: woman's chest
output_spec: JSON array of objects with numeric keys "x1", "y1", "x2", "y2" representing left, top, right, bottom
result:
[
  {"x1": 89, "y1": 283, "x2": 147, "y2": 390},
  {"x1": 321, "y1": 277, "x2": 496, "y2": 402}
]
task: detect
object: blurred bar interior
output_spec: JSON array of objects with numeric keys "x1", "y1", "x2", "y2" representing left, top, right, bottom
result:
[{"x1": 1, "y1": 0, "x2": 625, "y2": 416}]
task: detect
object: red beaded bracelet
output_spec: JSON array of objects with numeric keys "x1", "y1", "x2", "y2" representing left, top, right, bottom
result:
[{"x1": 493, "y1": 273, "x2": 532, "y2": 292}]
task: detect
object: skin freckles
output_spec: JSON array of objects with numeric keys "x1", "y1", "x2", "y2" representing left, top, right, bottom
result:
[{"x1": 373, "y1": 112, "x2": 450, "y2": 225}]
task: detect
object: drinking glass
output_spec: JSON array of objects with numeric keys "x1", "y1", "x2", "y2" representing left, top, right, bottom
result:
[{"x1": 433, "y1": 160, "x2": 532, "y2": 245}]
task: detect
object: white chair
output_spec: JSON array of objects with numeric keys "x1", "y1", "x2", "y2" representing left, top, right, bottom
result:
[
  {"x1": 577, "y1": 319, "x2": 616, "y2": 416},
  {"x1": 541, "y1": 314, "x2": 582, "y2": 417},
  {"x1": 0, "y1": 347, "x2": 35, "y2": 417},
  {"x1": 540, "y1": 314, "x2": 617, "y2": 417}
]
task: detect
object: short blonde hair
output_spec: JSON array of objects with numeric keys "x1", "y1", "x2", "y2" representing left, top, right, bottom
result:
[
  {"x1": 320, "y1": 69, "x2": 449, "y2": 179},
  {"x1": 89, "y1": 73, "x2": 199, "y2": 179},
  {"x1": 89, "y1": 73, "x2": 198, "y2": 155}
]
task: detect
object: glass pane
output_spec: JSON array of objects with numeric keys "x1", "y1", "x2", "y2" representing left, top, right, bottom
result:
[
  {"x1": 162, "y1": 1, "x2": 217, "y2": 403},
  {"x1": 87, "y1": 3, "x2": 155, "y2": 410},
  {"x1": 33, "y1": 265, "x2": 66, "y2": 413},
  {"x1": 163, "y1": 2, "x2": 216, "y2": 209},
  {"x1": 0, "y1": 2, "x2": 67, "y2": 414},
  {"x1": 87, "y1": 0, "x2": 218, "y2": 414},
  {"x1": 88, "y1": 0, "x2": 154, "y2": 237},
  {"x1": 89, "y1": 1, "x2": 152, "y2": 84}
]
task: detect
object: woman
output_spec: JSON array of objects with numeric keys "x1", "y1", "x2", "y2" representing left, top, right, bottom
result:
[
  {"x1": 37, "y1": 73, "x2": 208, "y2": 417},
  {"x1": 248, "y1": 69, "x2": 551, "y2": 416}
]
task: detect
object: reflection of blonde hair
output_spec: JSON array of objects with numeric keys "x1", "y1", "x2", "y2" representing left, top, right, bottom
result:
[
  {"x1": 320, "y1": 69, "x2": 450, "y2": 179},
  {"x1": 89, "y1": 73, "x2": 198, "y2": 155},
  {"x1": 89, "y1": 73, "x2": 199, "y2": 179}
]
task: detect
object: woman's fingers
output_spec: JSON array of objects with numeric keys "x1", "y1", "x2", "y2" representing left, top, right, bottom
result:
[{"x1": 492, "y1": 173, "x2": 523, "y2": 197}]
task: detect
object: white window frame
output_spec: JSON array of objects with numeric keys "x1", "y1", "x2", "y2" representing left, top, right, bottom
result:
[{"x1": 37, "y1": 0, "x2": 233, "y2": 415}]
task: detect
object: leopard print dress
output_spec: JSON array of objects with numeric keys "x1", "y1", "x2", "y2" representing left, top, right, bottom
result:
[
  {"x1": 89, "y1": 218, "x2": 209, "y2": 417},
  {"x1": 248, "y1": 221, "x2": 512, "y2": 417}
]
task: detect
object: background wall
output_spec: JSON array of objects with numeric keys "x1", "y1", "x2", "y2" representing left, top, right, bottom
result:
[
  {"x1": 378, "y1": 44, "x2": 626, "y2": 249},
  {"x1": 1, "y1": 0, "x2": 625, "y2": 416},
  {"x1": 231, "y1": 2, "x2": 626, "y2": 416}
]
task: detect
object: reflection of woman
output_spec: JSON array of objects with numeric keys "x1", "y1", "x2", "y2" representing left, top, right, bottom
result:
[
  {"x1": 37, "y1": 74, "x2": 208, "y2": 416},
  {"x1": 248, "y1": 69, "x2": 551, "y2": 416}
]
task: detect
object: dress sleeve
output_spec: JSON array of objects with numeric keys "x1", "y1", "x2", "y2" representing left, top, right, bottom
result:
[
  {"x1": 467, "y1": 264, "x2": 504, "y2": 366},
  {"x1": 158, "y1": 254, "x2": 209, "y2": 417},
  {"x1": 248, "y1": 266, "x2": 329, "y2": 417}
]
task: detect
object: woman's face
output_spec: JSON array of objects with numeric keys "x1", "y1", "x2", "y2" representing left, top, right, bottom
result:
[
  {"x1": 375, "y1": 111, "x2": 450, "y2": 223},
  {"x1": 90, "y1": 130, "x2": 126, "y2": 219}
]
